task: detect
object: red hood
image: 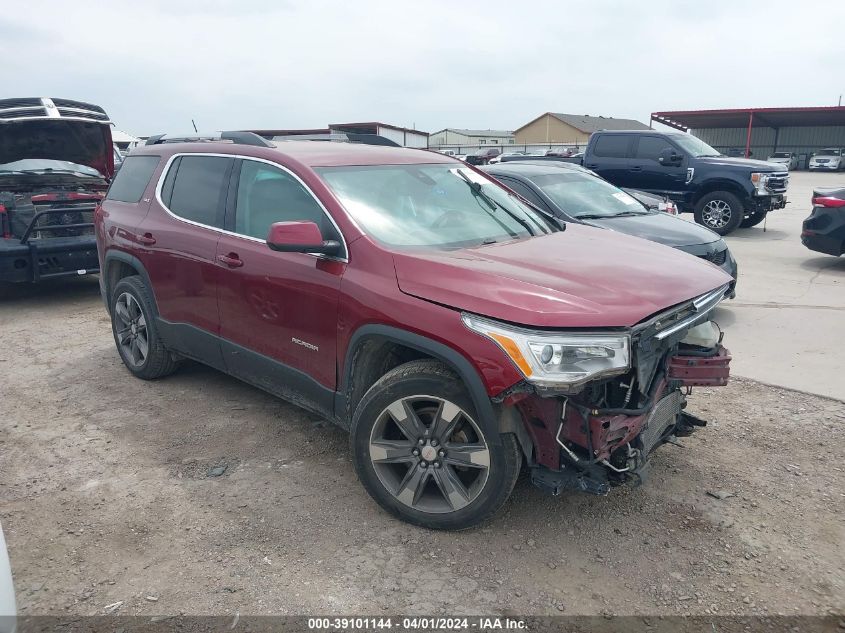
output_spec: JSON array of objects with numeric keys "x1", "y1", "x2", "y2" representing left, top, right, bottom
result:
[{"x1": 392, "y1": 224, "x2": 733, "y2": 328}]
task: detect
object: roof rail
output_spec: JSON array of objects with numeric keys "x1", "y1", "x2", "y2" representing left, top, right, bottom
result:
[
  {"x1": 271, "y1": 132, "x2": 401, "y2": 147},
  {"x1": 145, "y1": 131, "x2": 274, "y2": 147}
]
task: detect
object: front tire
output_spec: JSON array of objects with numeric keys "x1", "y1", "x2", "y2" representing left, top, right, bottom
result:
[
  {"x1": 350, "y1": 359, "x2": 521, "y2": 530},
  {"x1": 110, "y1": 276, "x2": 178, "y2": 380},
  {"x1": 694, "y1": 191, "x2": 744, "y2": 235}
]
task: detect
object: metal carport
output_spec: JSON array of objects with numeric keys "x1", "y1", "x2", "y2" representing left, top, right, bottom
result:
[{"x1": 651, "y1": 106, "x2": 845, "y2": 166}]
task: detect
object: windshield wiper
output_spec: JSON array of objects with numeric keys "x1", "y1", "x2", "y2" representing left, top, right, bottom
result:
[
  {"x1": 455, "y1": 169, "x2": 547, "y2": 237},
  {"x1": 612, "y1": 210, "x2": 651, "y2": 217},
  {"x1": 455, "y1": 168, "x2": 496, "y2": 210}
]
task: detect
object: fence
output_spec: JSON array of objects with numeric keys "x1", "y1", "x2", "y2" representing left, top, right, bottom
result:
[{"x1": 430, "y1": 143, "x2": 586, "y2": 156}]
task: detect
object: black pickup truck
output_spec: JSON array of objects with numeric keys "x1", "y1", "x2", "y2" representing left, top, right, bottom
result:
[
  {"x1": 0, "y1": 97, "x2": 113, "y2": 288},
  {"x1": 583, "y1": 130, "x2": 788, "y2": 235}
]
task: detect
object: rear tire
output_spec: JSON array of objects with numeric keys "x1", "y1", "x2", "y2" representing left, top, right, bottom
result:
[
  {"x1": 110, "y1": 276, "x2": 178, "y2": 380},
  {"x1": 740, "y1": 209, "x2": 767, "y2": 228},
  {"x1": 350, "y1": 359, "x2": 521, "y2": 530},
  {"x1": 694, "y1": 191, "x2": 744, "y2": 235}
]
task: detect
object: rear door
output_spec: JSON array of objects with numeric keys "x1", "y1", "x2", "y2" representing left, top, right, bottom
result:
[
  {"x1": 136, "y1": 153, "x2": 234, "y2": 369},
  {"x1": 584, "y1": 134, "x2": 635, "y2": 187},
  {"x1": 215, "y1": 158, "x2": 346, "y2": 417}
]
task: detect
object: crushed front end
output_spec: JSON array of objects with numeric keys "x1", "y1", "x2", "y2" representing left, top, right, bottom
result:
[{"x1": 470, "y1": 284, "x2": 732, "y2": 496}]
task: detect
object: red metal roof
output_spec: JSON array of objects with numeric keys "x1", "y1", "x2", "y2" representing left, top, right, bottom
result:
[{"x1": 651, "y1": 106, "x2": 845, "y2": 131}]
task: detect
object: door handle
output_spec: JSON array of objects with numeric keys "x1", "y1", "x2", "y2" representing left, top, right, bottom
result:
[
  {"x1": 629, "y1": 166, "x2": 643, "y2": 172},
  {"x1": 217, "y1": 253, "x2": 244, "y2": 268},
  {"x1": 137, "y1": 233, "x2": 156, "y2": 245}
]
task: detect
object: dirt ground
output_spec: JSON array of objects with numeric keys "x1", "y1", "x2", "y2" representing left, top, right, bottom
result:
[{"x1": 0, "y1": 277, "x2": 843, "y2": 619}]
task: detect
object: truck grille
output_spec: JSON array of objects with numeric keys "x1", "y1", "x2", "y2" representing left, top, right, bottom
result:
[
  {"x1": 639, "y1": 391, "x2": 682, "y2": 455},
  {"x1": 767, "y1": 172, "x2": 789, "y2": 193},
  {"x1": 0, "y1": 97, "x2": 111, "y2": 123},
  {"x1": 56, "y1": 107, "x2": 109, "y2": 121}
]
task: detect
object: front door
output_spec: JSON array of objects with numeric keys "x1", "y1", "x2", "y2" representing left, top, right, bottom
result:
[
  {"x1": 215, "y1": 158, "x2": 346, "y2": 417},
  {"x1": 631, "y1": 135, "x2": 688, "y2": 195}
]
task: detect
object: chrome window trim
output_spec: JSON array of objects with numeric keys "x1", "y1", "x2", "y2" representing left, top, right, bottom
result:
[{"x1": 153, "y1": 152, "x2": 349, "y2": 263}]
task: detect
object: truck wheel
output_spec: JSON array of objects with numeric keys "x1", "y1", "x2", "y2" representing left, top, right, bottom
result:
[
  {"x1": 350, "y1": 359, "x2": 521, "y2": 530},
  {"x1": 110, "y1": 276, "x2": 178, "y2": 380},
  {"x1": 740, "y1": 210, "x2": 767, "y2": 228},
  {"x1": 694, "y1": 192, "x2": 744, "y2": 235}
]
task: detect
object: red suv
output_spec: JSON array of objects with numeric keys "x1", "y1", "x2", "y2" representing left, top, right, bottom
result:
[{"x1": 95, "y1": 132, "x2": 733, "y2": 530}]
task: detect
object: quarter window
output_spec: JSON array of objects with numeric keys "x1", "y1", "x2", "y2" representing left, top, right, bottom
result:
[
  {"x1": 106, "y1": 156, "x2": 160, "y2": 203},
  {"x1": 166, "y1": 156, "x2": 232, "y2": 228},
  {"x1": 234, "y1": 160, "x2": 329, "y2": 241}
]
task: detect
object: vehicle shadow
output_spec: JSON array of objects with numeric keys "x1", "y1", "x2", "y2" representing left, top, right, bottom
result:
[
  {"x1": 726, "y1": 226, "x2": 790, "y2": 240},
  {"x1": 0, "y1": 276, "x2": 101, "y2": 306},
  {"x1": 710, "y1": 305, "x2": 736, "y2": 329},
  {"x1": 798, "y1": 256, "x2": 845, "y2": 276}
]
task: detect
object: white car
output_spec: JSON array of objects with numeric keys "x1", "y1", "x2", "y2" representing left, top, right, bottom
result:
[
  {"x1": 767, "y1": 151, "x2": 798, "y2": 170},
  {"x1": 809, "y1": 148, "x2": 845, "y2": 171},
  {"x1": 0, "y1": 523, "x2": 15, "y2": 633}
]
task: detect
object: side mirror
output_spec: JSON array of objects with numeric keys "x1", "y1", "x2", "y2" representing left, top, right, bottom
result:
[
  {"x1": 658, "y1": 148, "x2": 682, "y2": 166},
  {"x1": 266, "y1": 221, "x2": 341, "y2": 256}
]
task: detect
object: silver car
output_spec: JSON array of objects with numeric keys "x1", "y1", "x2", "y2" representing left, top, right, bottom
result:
[
  {"x1": 767, "y1": 151, "x2": 798, "y2": 170},
  {"x1": 809, "y1": 148, "x2": 845, "y2": 171}
]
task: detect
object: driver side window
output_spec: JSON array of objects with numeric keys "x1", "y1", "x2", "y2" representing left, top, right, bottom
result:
[
  {"x1": 635, "y1": 136, "x2": 675, "y2": 161},
  {"x1": 235, "y1": 160, "x2": 328, "y2": 240}
]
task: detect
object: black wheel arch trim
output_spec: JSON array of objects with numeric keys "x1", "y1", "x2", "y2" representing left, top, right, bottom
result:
[
  {"x1": 102, "y1": 250, "x2": 159, "y2": 316},
  {"x1": 692, "y1": 180, "x2": 752, "y2": 205},
  {"x1": 338, "y1": 324, "x2": 501, "y2": 445}
]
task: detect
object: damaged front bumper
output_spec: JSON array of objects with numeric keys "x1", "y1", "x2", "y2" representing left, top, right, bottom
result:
[{"x1": 499, "y1": 338, "x2": 731, "y2": 497}]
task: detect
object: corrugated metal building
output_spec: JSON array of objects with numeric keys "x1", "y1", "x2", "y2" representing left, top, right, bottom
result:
[
  {"x1": 651, "y1": 107, "x2": 845, "y2": 168},
  {"x1": 429, "y1": 129, "x2": 515, "y2": 147}
]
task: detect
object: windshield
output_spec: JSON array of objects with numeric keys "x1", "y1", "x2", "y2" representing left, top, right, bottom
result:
[
  {"x1": 669, "y1": 134, "x2": 721, "y2": 157},
  {"x1": 817, "y1": 149, "x2": 840, "y2": 156},
  {"x1": 316, "y1": 164, "x2": 556, "y2": 248},
  {"x1": 0, "y1": 158, "x2": 103, "y2": 177},
  {"x1": 529, "y1": 172, "x2": 650, "y2": 218}
]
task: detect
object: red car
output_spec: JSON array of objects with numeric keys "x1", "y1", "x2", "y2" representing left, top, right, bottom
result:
[{"x1": 96, "y1": 133, "x2": 733, "y2": 529}]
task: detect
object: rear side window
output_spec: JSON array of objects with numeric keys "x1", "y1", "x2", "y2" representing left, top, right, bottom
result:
[
  {"x1": 634, "y1": 136, "x2": 674, "y2": 161},
  {"x1": 106, "y1": 156, "x2": 160, "y2": 203},
  {"x1": 592, "y1": 135, "x2": 631, "y2": 158},
  {"x1": 165, "y1": 156, "x2": 232, "y2": 228}
]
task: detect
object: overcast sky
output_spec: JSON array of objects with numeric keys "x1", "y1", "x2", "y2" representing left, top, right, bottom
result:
[{"x1": 4, "y1": 0, "x2": 843, "y2": 136}]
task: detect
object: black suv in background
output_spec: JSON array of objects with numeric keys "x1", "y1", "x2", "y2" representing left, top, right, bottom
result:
[
  {"x1": 583, "y1": 130, "x2": 788, "y2": 235},
  {"x1": 465, "y1": 147, "x2": 501, "y2": 166}
]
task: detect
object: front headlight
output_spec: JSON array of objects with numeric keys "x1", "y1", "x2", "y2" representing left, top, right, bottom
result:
[
  {"x1": 462, "y1": 313, "x2": 631, "y2": 391},
  {"x1": 750, "y1": 172, "x2": 769, "y2": 194}
]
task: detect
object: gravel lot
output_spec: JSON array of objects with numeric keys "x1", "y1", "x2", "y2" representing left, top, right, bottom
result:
[{"x1": 0, "y1": 277, "x2": 843, "y2": 619}]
